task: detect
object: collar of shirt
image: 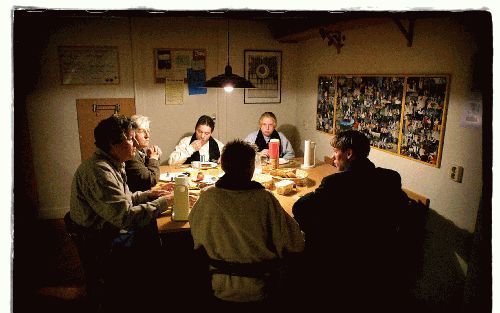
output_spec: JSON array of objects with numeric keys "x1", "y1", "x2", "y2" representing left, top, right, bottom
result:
[{"x1": 95, "y1": 148, "x2": 125, "y2": 172}]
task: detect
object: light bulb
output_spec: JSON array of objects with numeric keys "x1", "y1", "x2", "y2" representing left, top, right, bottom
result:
[{"x1": 224, "y1": 86, "x2": 234, "y2": 93}]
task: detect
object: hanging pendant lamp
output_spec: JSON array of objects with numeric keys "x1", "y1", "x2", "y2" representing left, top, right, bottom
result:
[{"x1": 203, "y1": 20, "x2": 256, "y2": 93}]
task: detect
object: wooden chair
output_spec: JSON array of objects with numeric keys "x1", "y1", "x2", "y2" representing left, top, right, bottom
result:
[
  {"x1": 324, "y1": 155, "x2": 333, "y2": 165},
  {"x1": 402, "y1": 188, "x2": 430, "y2": 207}
]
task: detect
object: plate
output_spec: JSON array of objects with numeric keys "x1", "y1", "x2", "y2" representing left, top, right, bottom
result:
[
  {"x1": 263, "y1": 158, "x2": 289, "y2": 165},
  {"x1": 279, "y1": 158, "x2": 289, "y2": 165},
  {"x1": 191, "y1": 161, "x2": 218, "y2": 169},
  {"x1": 159, "y1": 172, "x2": 190, "y2": 182}
]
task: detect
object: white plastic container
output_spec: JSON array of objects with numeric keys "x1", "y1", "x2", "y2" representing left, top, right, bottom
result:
[{"x1": 172, "y1": 176, "x2": 190, "y2": 221}]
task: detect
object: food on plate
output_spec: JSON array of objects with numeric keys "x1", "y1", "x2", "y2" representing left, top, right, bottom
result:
[
  {"x1": 275, "y1": 180, "x2": 295, "y2": 195},
  {"x1": 269, "y1": 168, "x2": 308, "y2": 186},
  {"x1": 269, "y1": 168, "x2": 297, "y2": 178},
  {"x1": 196, "y1": 172, "x2": 205, "y2": 182},
  {"x1": 253, "y1": 173, "x2": 274, "y2": 189}
]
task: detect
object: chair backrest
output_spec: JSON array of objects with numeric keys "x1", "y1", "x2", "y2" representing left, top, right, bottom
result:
[
  {"x1": 402, "y1": 188, "x2": 430, "y2": 207},
  {"x1": 324, "y1": 155, "x2": 333, "y2": 165}
]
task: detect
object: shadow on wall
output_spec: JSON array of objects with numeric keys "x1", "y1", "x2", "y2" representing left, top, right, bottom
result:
[
  {"x1": 413, "y1": 208, "x2": 473, "y2": 312},
  {"x1": 278, "y1": 124, "x2": 301, "y2": 156}
]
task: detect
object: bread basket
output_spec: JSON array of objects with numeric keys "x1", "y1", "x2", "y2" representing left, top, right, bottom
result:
[{"x1": 269, "y1": 168, "x2": 308, "y2": 186}]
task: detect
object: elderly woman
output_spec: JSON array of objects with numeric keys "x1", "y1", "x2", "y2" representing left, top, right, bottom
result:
[
  {"x1": 125, "y1": 114, "x2": 162, "y2": 192},
  {"x1": 244, "y1": 112, "x2": 295, "y2": 159},
  {"x1": 168, "y1": 115, "x2": 224, "y2": 165}
]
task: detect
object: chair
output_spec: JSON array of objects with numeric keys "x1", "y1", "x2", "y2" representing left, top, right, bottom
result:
[
  {"x1": 397, "y1": 189, "x2": 430, "y2": 299},
  {"x1": 64, "y1": 212, "x2": 107, "y2": 312},
  {"x1": 324, "y1": 155, "x2": 333, "y2": 165},
  {"x1": 402, "y1": 187, "x2": 430, "y2": 207}
]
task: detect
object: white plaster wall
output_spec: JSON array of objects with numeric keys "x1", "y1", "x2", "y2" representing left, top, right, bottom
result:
[
  {"x1": 27, "y1": 17, "x2": 135, "y2": 218},
  {"x1": 295, "y1": 18, "x2": 482, "y2": 232}
]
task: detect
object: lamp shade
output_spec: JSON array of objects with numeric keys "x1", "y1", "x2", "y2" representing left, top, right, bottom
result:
[{"x1": 203, "y1": 64, "x2": 256, "y2": 89}]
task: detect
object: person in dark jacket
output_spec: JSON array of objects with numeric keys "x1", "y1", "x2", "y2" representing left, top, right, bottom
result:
[
  {"x1": 292, "y1": 130, "x2": 408, "y2": 312},
  {"x1": 125, "y1": 114, "x2": 162, "y2": 192}
]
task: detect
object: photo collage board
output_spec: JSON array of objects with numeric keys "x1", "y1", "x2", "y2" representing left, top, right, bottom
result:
[{"x1": 316, "y1": 75, "x2": 450, "y2": 167}]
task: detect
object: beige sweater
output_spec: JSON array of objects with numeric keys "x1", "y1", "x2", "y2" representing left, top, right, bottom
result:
[{"x1": 189, "y1": 186, "x2": 304, "y2": 302}]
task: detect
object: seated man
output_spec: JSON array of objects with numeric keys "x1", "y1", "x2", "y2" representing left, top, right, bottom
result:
[
  {"x1": 69, "y1": 114, "x2": 173, "y2": 311},
  {"x1": 125, "y1": 114, "x2": 162, "y2": 192},
  {"x1": 244, "y1": 112, "x2": 295, "y2": 159},
  {"x1": 292, "y1": 130, "x2": 408, "y2": 312},
  {"x1": 168, "y1": 115, "x2": 224, "y2": 165},
  {"x1": 189, "y1": 140, "x2": 304, "y2": 308}
]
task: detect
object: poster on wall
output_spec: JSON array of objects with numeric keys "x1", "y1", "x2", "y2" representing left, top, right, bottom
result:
[
  {"x1": 244, "y1": 50, "x2": 282, "y2": 103},
  {"x1": 335, "y1": 76, "x2": 405, "y2": 154},
  {"x1": 58, "y1": 46, "x2": 120, "y2": 85},
  {"x1": 316, "y1": 74, "x2": 450, "y2": 167},
  {"x1": 316, "y1": 76, "x2": 335, "y2": 134},
  {"x1": 400, "y1": 76, "x2": 449, "y2": 166}
]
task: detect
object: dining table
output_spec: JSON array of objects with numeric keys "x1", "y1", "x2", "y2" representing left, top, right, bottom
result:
[{"x1": 155, "y1": 158, "x2": 337, "y2": 233}]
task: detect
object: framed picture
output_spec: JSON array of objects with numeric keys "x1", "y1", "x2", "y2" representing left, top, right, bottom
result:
[
  {"x1": 244, "y1": 50, "x2": 282, "y2": 103},
  {"x1": 316, "y1": 74, "x2": 450, "y2": 167},
  {"x1": 316, "y1": 76, "x2": 335, "y2": 134},
  {"x1": 400, "y1": 76, "x2": 450, "y2": 166},
  {"x1": 335, "y1": 75, "x2": 405, "y2": 154}
]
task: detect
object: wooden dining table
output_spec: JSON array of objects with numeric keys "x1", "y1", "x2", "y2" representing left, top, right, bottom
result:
[{"x1": 156, "y1": 158, "x2": 337, "y2": 233}]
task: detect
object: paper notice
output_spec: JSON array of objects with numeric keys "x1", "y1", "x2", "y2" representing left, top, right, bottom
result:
[
  {"x1": 460, "y1": 94, "x2": 482, "y2": 128},
  {"x1": 165, "y1": 79, "x2": 184, "y2": 105}
]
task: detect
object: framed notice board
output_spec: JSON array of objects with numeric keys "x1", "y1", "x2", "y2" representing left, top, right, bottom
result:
[
  {"x1": 58, "y1": 46, "x2": 120, "y2": 85},
  {"x1": 316, "y1": 74, "x2": 450, "y2": 167}
]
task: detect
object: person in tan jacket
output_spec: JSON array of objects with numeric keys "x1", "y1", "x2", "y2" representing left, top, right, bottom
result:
[{"x1": 189, "y1": 139, "x2": 304, "y2": 309}]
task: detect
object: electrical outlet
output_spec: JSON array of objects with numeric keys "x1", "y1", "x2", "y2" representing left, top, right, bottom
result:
[{"x1": 450, "y1": 164, "x2": 464, "y2": 183}]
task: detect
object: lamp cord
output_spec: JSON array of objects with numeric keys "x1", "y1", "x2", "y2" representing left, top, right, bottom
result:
[{"x1": 226, "y1": 19, "x2": 230, "y2": 66}]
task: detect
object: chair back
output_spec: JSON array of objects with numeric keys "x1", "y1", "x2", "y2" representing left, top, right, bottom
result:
[
  {"x1": 63, "y1": 211, "x2": 106, "y2": 310},
  {"x1": 402, "y1": 187, "x2": 430, "y2": 207}
]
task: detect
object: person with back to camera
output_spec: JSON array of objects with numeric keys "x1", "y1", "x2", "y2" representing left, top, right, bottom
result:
[
  {"x1": 168, "y1": 115, "x2": 224, "y2": 165},
  {"x1": 189, "y1": 139, "x2": 304, "y2": 310},
  {"x1": 125, "y1": 114, "x2": 162, "y2": 192},
  {"x1": 68, "y1": 114, "x2": 174, "y2": 312},
  {"x1": 292, "y1": 130, "x2": 409, "y2": 312},
  {"x1": 244, "y1": 112, "x2": 295, "y2": 160}
]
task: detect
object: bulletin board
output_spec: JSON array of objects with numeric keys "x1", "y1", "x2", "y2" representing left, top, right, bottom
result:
[
  {"x1": 58, "y1": 46, "x2": 120, "y2": 85},
  {"x1": 154, "y1": 48, "x2": 206, "y2": 84},
  {"x1": 316, "y1": 74, "x2": 450, "y2": 167}
]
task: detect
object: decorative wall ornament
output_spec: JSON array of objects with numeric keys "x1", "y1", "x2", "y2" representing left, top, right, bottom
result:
[{"x1": 319, "y1": 28, "x2": 346, "y2": 53}]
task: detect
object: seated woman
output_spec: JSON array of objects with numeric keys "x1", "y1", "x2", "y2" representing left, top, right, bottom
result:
[
  {"x1": 168, "y1": 115, "x2": 224, "y2": 165},
  {"x1": 244, "y1": 112, "x2": 295, "y2": 159}
]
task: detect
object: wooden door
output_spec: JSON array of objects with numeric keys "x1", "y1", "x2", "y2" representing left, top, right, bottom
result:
[{"x1": 76, "y1": 98, "x2": 136, "y2": 161}]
